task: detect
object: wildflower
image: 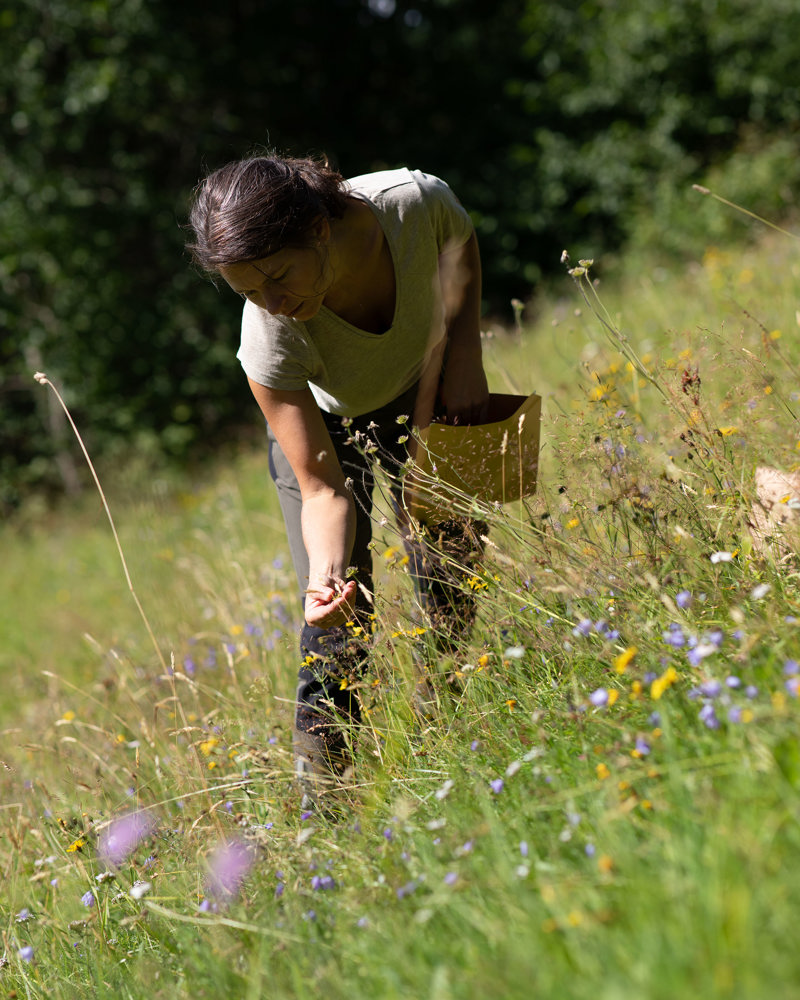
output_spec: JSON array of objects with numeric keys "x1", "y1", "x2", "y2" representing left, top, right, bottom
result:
[
  {"x1": 435, "y1": 779, "x2": 455, "y2": 800},
  {"x1": 750, "y1": 583, "x2": 770, "y2": 600},
  {"x1": 785, "y1": 677, "x2": 800, "y2": 697},
  {"x1": 520, "y1": 841, "x2": 529, "y2": 858},
  {"x1": 663, "y1": 623, "x2": 686, "y2": 647},
  {"x1": 18, "y1": 945, "x2": 34, "y2": 962},
  {"x1": 699, "y1": 704, "x2": 720, "y2": 730},
  {"x1": 490, "y1": 778, "x2": 504, "y2": 795},
  {"x1": 651, "y1": 667, "x2": 679, "y2": 700},
  {"x1": 443, "y1": 871, "x2": 458, "y2": 886},
  {"x1": 585, "y1": 843, "x2": 596, "y2": 858},
  {"x1": 311, "y1": 875, "x2": 336, "y2": 891},
  {"x1": 66, "y1": 838, "x2": 85, "y2": 853},
  {"x1": 504, "y1": 645, "x2": 526, "y2": 659},
  {"x1": 206, "y1": 839, "x2": 255, "y2": 899},
  {"x1": 614, "y1": 646, "x2": 637, "y2": 673},
  {"x1": 596, "y1": 763, "x2": 610, "y2": 780},
  {"x1": 634, "y1": 737, "x2": 651, "y2": 757},
  {"x1": 383, "y1": 828, "x2": 393, "y2": 841},
  {"x1": 710, "y1": 551, "x2": 734, "y2": 564},
  {"x1": 396, "y1": 881, "x2": 418, "y2": 899},
  {"x1": 745, "y1": 685, "x2": 758, "y2": 699},
  {"x1": 81, "y1": 890, "x2": 95, "y2": 908},
  {"x1": 129, "y1": 881, "x2": 152, "y2": 900},
  {"x1": 699, "y1": 679, "x2": 722, "y2": 699},
  {"x1": 572, "y1": 619, "x2": 593, "y2": 638},
  {"x1": 589, "y1": 687, "x2": 609, "y2": 707},
  {"x1": 784, "y1": 660, "x2": 799, "y2": 676},
  {"x1": 15, "y1": 908, "x2": 31, "y2": 922},
  {"x1": 726, "y1": 676, "x2": 741, "y2": 689},
  {"x1": 675, "y1": 590, "x2": 693, "y2": 609},
  {"x1": 99, "y1": 811, "x2": 155, "y2": 867}
]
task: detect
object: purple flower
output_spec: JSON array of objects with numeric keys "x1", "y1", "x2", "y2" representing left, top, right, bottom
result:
[
  {"x1": 300, "y1": 810, "x2": 313, "y2": 821},
  {"x1": 728, "y1": 706, "x2": 743, "y2": 723},
  {"x1": 699, "y1": 704, "x2": 720, "y2": 730},
  {"x1": 470, "y1": 739, "x2": 480, "y2": 751},
  {"x1": 18, "y1": 945, "x2": 34, "y2": 962},
  {"x1": 443, "y1": 871, "x2": 458, "y2": 886},
  {"x1": 98, "y1": 810, "x2": 155, "y2": 867},
  {"x1": 396, "y1": 880, "x2": 418, "y2": 899},
  {"x1": 585, "y1": 843, "x2": 596, "y2": 857},
  {"x1": 519, "y1": 840, "x2": 529, "y2": 858},
  {"x1": 572, "y1": 619, "x2": 593, "y2": 638},
  {"x1": 490, "y1": 779, "x2": 504, "y2": 795},
  {"x1": 785, "y1": 677, "x2": 800, "y2": 697},
  {"x1": 382, "y1": 828, "x2": 393, "y2": 841},
  {"x1": 311, "y1": 875, "x2": 336, "y2": 891},
  {"x1": 745, "y1": 685, "x2": 758, "y2": 699},
  {"x1": 206, "y1": 839, "x2": 255, "y2": 898},
  {"x1": 699, "y1": 679, "x2": 722, "y2": 699},
  {"x1": 675, "y1": 590, "x2": 693, "y2": 609},
  {"x1": 81, "y1": 891, "x2": 95, "y2": 908},
  {"x1": 649, "y1": 711, "x2": 661, "y2": 727},
  {"x1": 589, "y1": 687, "x2": 609, "y2": 707},
  {"x1": 784, "y1": 660, "x2": 799, "y2": 676},
  {"x1": 635, "y1": 736, "x2": 651, "y2": 756},
  {"x1": 726, "y1": 676, "x2": 741, "y2": 689}
]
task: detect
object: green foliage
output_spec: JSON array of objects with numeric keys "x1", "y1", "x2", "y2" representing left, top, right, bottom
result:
[
  {"x1": 3, "y1": 0, "x2": 800, "y2": 503},
  {"x1": 5, "y1": 233, "x2": 800, "y2": 996}
]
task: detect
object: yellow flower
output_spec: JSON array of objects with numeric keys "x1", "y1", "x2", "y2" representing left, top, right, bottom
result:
[
  {"x1": 607, "y1": 689, "x2": 619, "y2": 707},
  {"x1": 61, "y1": 710, "x2": 76, "y2": 722},
  {"x1": 199, "y1": 738, "x2": 219, "y2": 757},
  {"x1": 505, "y1": 699, "x2": 517, "y2": 711},
  {"x1": 596, "y1": 762, "x2": 610, "y2": 780},
  {"x1": 651, "y1": 666, "x2": 679, "y2": 700},
  {"x1": 597, "y1": 855, "x2": 614, "y2": 873},
  {"x1": 613, "y1": 646, "x2": 637, "y2": 674},
  {"x1": 567, "y1": 518, "x2": 580, "y2": 529},
  {"x1": 466, "y1": 575, "x2": 488, "y2": 591},
  {"x1": 66, "y1": 838, "x2": 85, "y2": 853}
]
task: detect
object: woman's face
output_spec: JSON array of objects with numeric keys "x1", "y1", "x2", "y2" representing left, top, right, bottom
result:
[{"x1": 219, "y1": 223, "x2": 333, "y2": 322}]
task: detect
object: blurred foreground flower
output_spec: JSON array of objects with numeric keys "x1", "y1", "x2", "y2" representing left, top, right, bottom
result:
[
  {"x1": 206, "y1": 839, "x2": 255, "y2": 899},
  {"x1": 99, "y1": 810, "x2": 155, "y2": 867}
]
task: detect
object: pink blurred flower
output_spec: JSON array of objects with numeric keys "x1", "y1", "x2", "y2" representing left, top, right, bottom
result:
[
  {"x1": 206, "y1": 839, "x2": 255, "y2": 898},
  {"x1": 98, "y1": 810, "x2": 155, "y2": 867}
]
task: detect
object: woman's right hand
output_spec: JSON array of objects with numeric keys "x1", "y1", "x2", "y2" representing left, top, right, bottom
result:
[{"x1": 305, "y1": 578, "x2": 358, "y2": 628}]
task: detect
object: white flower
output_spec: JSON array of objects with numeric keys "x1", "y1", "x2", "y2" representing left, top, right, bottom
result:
[
  {"x1": 710, "y1": 551, "x2": 733, "y2": 564},
  {"x1": 750, "y1": 583, "x2": 770, "y2": 600},
  {"x1": 129, "y1": 881, "x2": 152, "y2": 900},
  {"x1": 435, "y1": 779, "x2": 455, "y2": 801}
]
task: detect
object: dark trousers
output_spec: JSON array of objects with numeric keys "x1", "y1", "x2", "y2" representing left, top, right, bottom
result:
[{"x1": 267, "y1": 382, "x2": 483, "y2": 726}]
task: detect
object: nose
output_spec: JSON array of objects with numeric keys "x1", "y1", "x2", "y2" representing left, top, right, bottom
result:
[{"x1": 262, "y1": 287, "x2": 290, "y2": 315}]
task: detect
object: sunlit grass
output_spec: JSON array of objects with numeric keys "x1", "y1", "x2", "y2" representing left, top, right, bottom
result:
[{"x1": 3, "y1": 229, "x2": 800, "y2": 997}]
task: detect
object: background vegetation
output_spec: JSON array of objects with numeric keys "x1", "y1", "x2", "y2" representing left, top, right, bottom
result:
[
  {"x1": 2, "y1": 225, "x2": 800, "y2": 996},
  {"x1": 3, "y1": 0, "x2": 800, "y2": 507}
]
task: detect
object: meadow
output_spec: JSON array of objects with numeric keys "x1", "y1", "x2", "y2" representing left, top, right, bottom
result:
[{"x1": 2, "y1": 221, "x2": 800, "y2": 999}]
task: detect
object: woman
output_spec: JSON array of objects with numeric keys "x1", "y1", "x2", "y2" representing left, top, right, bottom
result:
[{"x1": 187, "y1": 154, "x2": 489, "y2": 801}]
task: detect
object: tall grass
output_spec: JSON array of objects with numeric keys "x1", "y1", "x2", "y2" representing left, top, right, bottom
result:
[{"x1": 2, "y1": 227, "x2": 800, "y2": 998}]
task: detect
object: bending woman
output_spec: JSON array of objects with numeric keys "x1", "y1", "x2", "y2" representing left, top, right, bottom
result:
[{"x1": 187, "y1": 154, "x2": 489, "y2": 800}]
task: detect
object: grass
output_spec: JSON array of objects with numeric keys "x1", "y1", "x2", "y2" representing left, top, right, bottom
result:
[{"x1": 3, "y1": 224, "x2": 800, "y2": 998}]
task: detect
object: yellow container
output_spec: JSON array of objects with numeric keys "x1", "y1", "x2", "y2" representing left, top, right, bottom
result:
[{"x1": 406, "y1": 392, "x2": 541, "y2": 523}]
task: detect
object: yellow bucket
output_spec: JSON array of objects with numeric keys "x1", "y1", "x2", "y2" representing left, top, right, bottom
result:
[{"x1": 406, "y1": 392, "x2": 541, "y2": 523}]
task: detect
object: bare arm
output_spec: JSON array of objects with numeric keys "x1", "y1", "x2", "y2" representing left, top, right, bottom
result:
[
  {"x1": 247, "y1": 378, "x2": 357, "y2": 628},
  {"x1": 413, "y1": 230, "x2": 489, "y2": 430}
]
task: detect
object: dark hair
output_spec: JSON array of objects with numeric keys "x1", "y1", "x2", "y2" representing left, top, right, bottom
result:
[{"x1": 186, "y1": 154, "x2": 350, "y2": 272}]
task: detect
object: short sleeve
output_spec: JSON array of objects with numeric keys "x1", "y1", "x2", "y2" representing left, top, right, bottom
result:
[
  {"x1": 236, "y1": 301, "x2": 318, "y2": 390},
  {"x1": 411, "y1": 170, "x2": 474, "y2": 254}
]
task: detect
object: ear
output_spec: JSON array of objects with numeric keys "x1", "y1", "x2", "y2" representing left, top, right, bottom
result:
[{"x1": 309, "y1": 215, "x2": 331, "y2": 245}]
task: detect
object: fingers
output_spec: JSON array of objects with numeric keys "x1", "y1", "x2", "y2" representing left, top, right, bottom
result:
[{"x1": 304, "y1": 579, "x2": 357, "y2": 628}]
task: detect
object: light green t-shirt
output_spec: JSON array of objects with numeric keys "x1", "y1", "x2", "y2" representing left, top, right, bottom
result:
[{"x1": 236, "y1": 168, "x2": 474, "y2": 417}]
